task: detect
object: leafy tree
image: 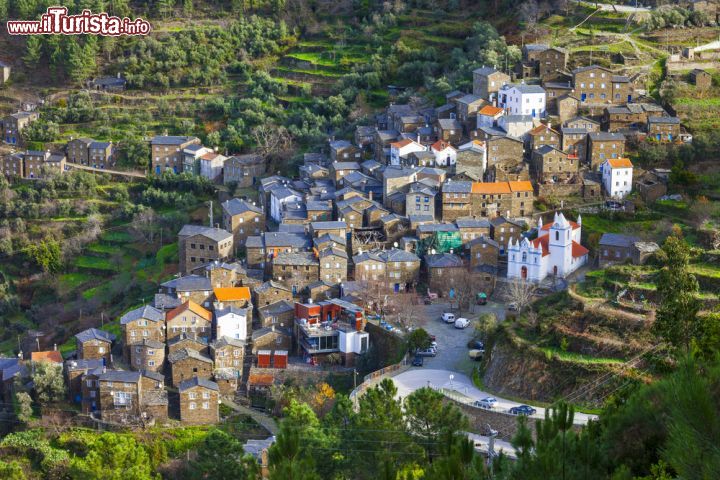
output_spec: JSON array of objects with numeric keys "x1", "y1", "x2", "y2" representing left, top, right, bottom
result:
[
  {"x1": 70, "y1": 432, "x2": 156, "y2": 480},
  {"x1": 24, "y1": 35, "x2": 42, "y2": 67},
  {"x1": 188, "y1": 429, "x2": 259, "y2": 480},
  {"x1": 15, "y1": 391, "x2": 33, "y2": 424},
  {"x1": 31, "y1": 362, "x2": 65, "y2": 404},
  {"x1": 406, "y1": 328, "x2": 431, "y2": 353},
  {"x1": 424, "y1": 434, "x2": 489, "y2": 480},
  {"x1": 0, "y1": 460, "x2": 25, "y2": 480},
  {"x1": 404, "y1": 387, "x2": 468, "y2": 460},
  {"x1": 26, "y1": 239, "x2": 63, "y2": 273},
  {"x1": 652, "y1": 235, "x2": 702, "y2": 353},
  {"x1": 268, "y1": 419, "x2": 322, "y2": 480}
]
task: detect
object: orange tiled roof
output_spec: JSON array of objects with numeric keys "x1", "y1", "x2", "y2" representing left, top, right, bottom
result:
[
  {"x1": 508, "y1": 181, "x2": 534, "y2": 192},
  {"x1": 390, "y1": 139, "x2": 414, "y2": 148},
  {"x1": 31, "y1": 351, "x2": 63, "y2": 364},
  {"x1": 607, "y1": 157, "x2": 633, "y2": 168},
  {"x1": 572, "y1": 241, "x2": 589, "y2": 258},
  {"x1": 248, "y1": 374, "x2": 274, "y2": 386},
  {"x1": 529, "y1": 124, "x2": 559, "y2": 136},
  {"x1": 214, "y1": 287, "x2": 251, "y2": 302},
  {"x1": 479, "y1": 105, "x2": 504, "y2": 116},
  {"x1": 471, "y1": 182, "x2": 511, "y2": 194},
  {"x1": 166, "y1": 300, "x2": 212, "y2": 322},
  {"x1": 201, "y1": 151, "x2": 220, "y2": 160}
]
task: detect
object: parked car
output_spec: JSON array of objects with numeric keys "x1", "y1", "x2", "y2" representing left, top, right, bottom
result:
[
  {"x1": 430, "y1": 341, "x2": 438, "y2": 350},
  {"x1": 474, "y1": 397, "x2": 497, "y2": 409},
  {"x1": 470, "y1": 340, "x2": 485, "y2": 350},
  {"x1": 468, "y1": 349, "x2": 484, "y2": 361},
  {"x1": 415, "y1": 348, "x2": 436, "y2": 357},
  {"x1": 411, "y1": 356, "x2": 424, "y2": 367},
  {"x1": 441, "y1": 312, "x2": 456, "y2": 323},
  {"x1": 476, "y1": 292, "x2": 488, "y2": 305},
  {"x1": 509, "y1": 405, "x2": 537, "y2": 416},
  {"x1": 454, "y1": 317, "x2": 470, "y2": 329},
  {"x1": 507, "y1": 302, "x2": 519, "y2": 312}
]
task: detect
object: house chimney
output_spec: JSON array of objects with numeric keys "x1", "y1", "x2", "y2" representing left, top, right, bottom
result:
[
  {"x1": 102, "y1": 366, "x2": 106, "y2": 374},
  {"x1": 53, "y1": 343, "x2": 57, "y2": 351},
  {"x1": 271, "y1": 325, "x2": 275, "y2": 332}
]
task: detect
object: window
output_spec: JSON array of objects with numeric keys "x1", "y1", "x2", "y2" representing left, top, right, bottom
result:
[
  {"x1": 189, "y1": 402, "x2": 196, "y2": 410},
  {"x1": 202, "y1": 402, "x2": 210, "y2": 410},
  {"x1": 203, "y1": 392, "x2": 210, "y2": 399}
]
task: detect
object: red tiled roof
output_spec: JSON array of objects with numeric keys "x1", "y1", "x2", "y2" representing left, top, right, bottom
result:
[
  {"x1": 531, "y1": 235, "x2": 550, "y2": 256},
  {"x1": 572, "y1": 241, "x2": 589, "y2": 258},
  {"x1": 471, "y1": 182, "x2": 511, "y2": 194},
  {"x1": 390, "y1": 139, "x2": 414, "y2": 148},
  {"x1": 248, "y1": 374, "x2": 274, "y2": 386},
  {"x1": 431, "y1": 140, "x2": 456, "y2": 152},
  {"x1": 479, "y1": 105, "x2": 504, "y2": 116},
  {"x1": 508, "y1": 181, "x2": 534, "y2": 192}
]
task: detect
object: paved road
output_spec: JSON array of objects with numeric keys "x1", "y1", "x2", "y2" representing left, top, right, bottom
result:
[
  {"x1": 573, "y1": 0, "x2": 650, "y2": 12},
  {"x1": 467, "y1": 432, "x2": 517, "y2": 459},
  {"x1": 391, "y1": 369, "x2": 598, "y2": 426}
]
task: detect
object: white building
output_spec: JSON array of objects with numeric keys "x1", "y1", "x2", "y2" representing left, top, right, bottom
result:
[
  {"x1": 601, "y1": 157, "x2": 633, "y2": 199},
  {"x1": 507, "y1": 212, "x2": 588, "y2": 282},
  {"x1": 389, "y1": 139, "x2": 426, "y2": 166},
  {"x1": 199, "y1": 151, "x2": 227, "y2": 182},
  {"x1": 497, "y1": 84, "x2": 546, "y2": 118},
  {"x1": 430, "y1": 140, "x2": 457, "y2": 167},
  {"x1": 476, "y1": 105, "x2": 504, "y2": 129},
  {"x1": 214, "y1": 306, "x2": 249, "y2": 341},
  {"x1": 269, "y1": 185, "x2": 303, "y2": 223},
  {"x1": 497, "y1": 114, "x2": 536, "y2": 139}
]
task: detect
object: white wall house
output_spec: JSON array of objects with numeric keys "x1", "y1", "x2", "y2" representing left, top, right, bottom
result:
[
  {"x1": 497, "y1": 84, "x2": 546, "y2": 118},
  {"x1": 389, "y1": 139, "x2": 426, "y2": 166},
  {"x1": 476, "y1": 105, "x2": 504, "y2": 129},
  {"x1": 338, "y1": 327, "x2": 369, "y2": 355},
  {"x1": 199, "y1": 151, "x2": 227, "y2": 182},
  {"x1": 269, "y1": 186, "x2": 302, "y2": 223},
  {"x1": 601, "y1": 157, "x2": 633, "y2": 199},
  {"x1": 507, "y1": 213, "x2": 588, "y2": 282},
  {"x1": 497, "y1": 115, "x2": 536, "y2": 139},
  {"x1": 214, "y1": 306, "x2": 248, "y2": 341},
  {"x1": 430, "y1": 140, "x2": 457, "y2": 167}
]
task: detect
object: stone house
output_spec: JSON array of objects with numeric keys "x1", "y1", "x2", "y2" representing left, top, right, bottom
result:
[
  {"x1": 319, "y1": 247, "x2": 348, "y2": 284},
  {"x1": 647, "y1": 117, "x2": 681, "y2": 142},
  {"x1": 168, "y1": 334, "x2": 209, "y2": 356},
  {"x1": 425, "y1": 253, "x2": 465, "y2": 297},
  {"x1": 179, "y1": 377, "x2": 220, "y2": 424},
  {"x1": 245, "y1": 231, "x2": 312, "y2": 270},
  {"x1": 129, "y1": 339, "x2": 166, "y2": 373},
  {"x1": 65, "y1": 359, "x2": 103, "y2": 404},
  {"x1": 310, "y1": 221, "x2": 348, "y2": 239},
  {"x1": 120, "y1": 305, "x2": 165, "y2": 362},
  {"x1": 66, "y1": 138, "x2": 93, "y2": 164},
  {"x1": 75, "y1": 328, "x2": 115, "y2": 364},
  {"x1": 80, "y1": 367, "x2": 103, "y2": 414},
  {"x1": 168, "y1": 348, "x2": 214, "y2": 387},
  {"x1": 158, "y1": 275, "x2": 213, "y2": 309},
  {"x1": 690, "y1": 69, "x2": 712, "y2": 90},
  {"x1": 2, "y1": 111, "x2": 39, "y2": 146},
  {"x1": 272, "y1": 251, "x2": 319, "y2": 295},
  {"x1": 23, "y1": 150, "x2": 50, "y2": 179},
  {"x1": 467, "y1": 236, "x2": 500, "y2": 267},
  {"x1": 587, "y1": 132, "x2": 626, "y2": 170},
  {"x1": 306, "y1": 200, "x2": 333, "y2": 222},
  {"x1": 490, "y1": 217, "x2": 524, "y2": 253},
  {"x1": 441, "y1": 181, "x2": 473, "y2": 221},
  {"x1": 556, "y1": 94, "x2": 580, "y2": 124},
  {"x1": 96, "y1": 370, "x2": 141, "y2": 422},
  {"x1": 598, "y1": 233, "x2": 638, "y2": 267},
  {"x1": 532, "y1": 145, "x2": 577, "y2": 183},
  {"x1": 139, "y1": 370, "x2": 169, "y2": 423},
  {"x1": 0, "y1": 60, "x2": 10, "y2": 84},
  {"x1": 254, "y1": 281, "x2": 294, "y2": 308},
  {"x1": 221, "y1": 198, "x2": 264, "y2": 249},
  {"x1": 455, "y1": 218, "x2": 491, "y2": 244},
  {"x1": 435, "y1": 118, "x2": 463, "y2": 144},
  {"x1": 329, "y1": 140, "x2": 362, "y2": 162},
  {"x1": 374, "y1": 129, "x2": 400, "y2": 163},
  {"x1": 571, "y1": 65, "x2": 615, "y2": 104},
  {"x1": 210, "y1": 336, "x2": 245, "y2": 373},
  {"x1": 150, "y1": 135, "x2": 201, "y2": 175},
  {"x1": 352, "y1": 248, "x2": 421, "y2": 292},
  {"x1": 486, "y1": 136, "x2": 524, "y2": 177},
  {"x1": 252, "y1": 326, "x2": 293, "y2": 354},
  {"x1": 165, "y1": 301, "x2": 212, "y2": 343},
  {"x1": 602, "y1": 103, "x2": 667, "y2": 132},
  {"x1": 405, "y1": 183, "x2": 437, "y2": 218},
  {"x1": 178, "y1": 225, "x2": 234, "y2": 275},
  {"x1": 472, "y1": 67, "x2": 510, "y2": 100},
  {"x1": 258, "y1": 300, "x2": 295, "y2": 328},
  {"x1": 1, "y1": 153, "x2": 24, "y2": 177},
  {"x1": 382, "y1": 166, "x2": 417, "y2": 206},
  {"x1": 561, "y1": 127, "x2": 588, "y2": 162},
  {"x1": 535, "y1": 47, "x2": 569, "y2": 79},
  {"x1": 469, "y1": 181, "x2": 533, "y2": 218},
  {"x1": 566, "y1": 116, "x2": 601, "y2": 132},
  {"x1": 528, "y1": 123, "x2": 561, "y2": 152},
  {"x1": 455, "y1": 94, "x2": 487, "y2": 129},
  {"x1": 89, "y1": 141, "x2": 112, "y2": 168},
  {"x1": 223, "y1": 154, "x2": 265, "y2": 187}
]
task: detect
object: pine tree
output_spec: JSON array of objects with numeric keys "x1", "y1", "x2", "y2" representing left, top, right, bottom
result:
[{"x1": 23, "y1": 36, "x2": 42, "y2": 68}]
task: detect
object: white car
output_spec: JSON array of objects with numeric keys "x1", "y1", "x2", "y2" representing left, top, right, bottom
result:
[
  {"x1": 474, "y1": 397, "x2": 497, "y2": 409},
  {"x1": 441, "y1": 313, "x2": 456, "y2": 323},
  {"x1": 454, "y1": 317, "x2": 470, "y2": 329}
]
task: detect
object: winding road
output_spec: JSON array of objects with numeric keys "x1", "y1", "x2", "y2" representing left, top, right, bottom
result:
[{"x1": 390, "y1": 369, "x2": 599, "y2": 426}]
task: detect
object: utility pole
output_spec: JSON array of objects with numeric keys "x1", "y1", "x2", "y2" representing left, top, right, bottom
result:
[
  {"x1": 208, "y1": 201, "x2": 213, "y2": 227},
  {"x1": 101, "y1": 312, "x2": 104, "y2": 328}
]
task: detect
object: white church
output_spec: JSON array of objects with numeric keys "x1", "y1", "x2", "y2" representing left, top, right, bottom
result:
[{"x1": 507, "y1": 212, "x2": 589, "y2": 282}]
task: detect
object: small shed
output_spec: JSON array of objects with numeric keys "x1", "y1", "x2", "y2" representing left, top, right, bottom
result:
[
  {"x1": 273, "y1": 350, "x2": 288, "y2": 369},
  {"x1": 689, "y1": 69, "x2": 712, "y2": 90},
  {"x1": 257, "y1": 350, "x2": 272, "y2": 368}
]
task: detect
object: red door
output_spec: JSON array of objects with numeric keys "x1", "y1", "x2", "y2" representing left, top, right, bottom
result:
[{"x1": 521, "y1": 266, "x2": 527, "y2": 279}]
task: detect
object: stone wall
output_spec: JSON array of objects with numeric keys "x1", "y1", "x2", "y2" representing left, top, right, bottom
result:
[{"x1": 537, "y1": 183, "x2": 583, "y2": 199}]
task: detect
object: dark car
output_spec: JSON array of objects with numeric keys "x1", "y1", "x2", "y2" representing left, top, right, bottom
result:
[
  {"x1": 411, "y1": 356, "x2": 424, "y2": 367},
  {"x1": 509, "y1": 405, "x2": 537, "y2": 416},
  {"x1": 471, "y1": 340, "x2": 485, "y2": 350}
]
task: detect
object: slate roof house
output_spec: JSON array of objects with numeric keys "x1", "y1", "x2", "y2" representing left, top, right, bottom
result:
[{"x1": 75, "y1": 328, "x2": 115, "y2": 364}]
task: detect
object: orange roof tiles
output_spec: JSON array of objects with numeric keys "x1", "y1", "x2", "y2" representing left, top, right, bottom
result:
[
  {"x1": 214, "y1": 287, "x2": 251, "y2": 302},
  {"x1": 390, "y1": 139, "x2": 414, "y2": 148},
  {"x1": 31, "y1": 351, "x2": 63, "y2": 364},
  {"x1": 572, "y1": 241, "x2": 589, "y2": 258},
  {"x1": 431, "y1": 140, "x2": 455, "y2": 152},
  {"x1": 531, "y1": 236, "x2": 550, "y2": 257},
  {"x1": 479, "y1": 105, "x2": 504, "y2": 116},
  {"x1": 529, "y1": 124, "x2": 559, "y2": 136},
  {"x1": 166, "y1": 300, "x2": 212, "y2": 322},
  {"x1": 248, "y1": 374, "x2": 274, "y2": 386},
  {"x1": 607, "y1": 157, "x2": 633, "y2": 168},
  {"x1": 471, "y1": 182, "x2": 511, "y2": 194},
  {"x1": 508, "y1": 181, "x2": 534, "y2": 192}
]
